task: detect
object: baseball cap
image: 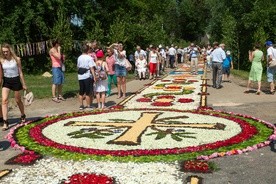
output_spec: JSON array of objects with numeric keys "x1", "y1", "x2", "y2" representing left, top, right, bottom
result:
[
  {"x1": 96, "y1": 50, "x2": 104, "y2": 58},
  {"x1": 265, "y1": 41, "x2": 273, "y2": 46},
  {"x1": 226, "y1": 50, "x2": 231, "y2": 55}
]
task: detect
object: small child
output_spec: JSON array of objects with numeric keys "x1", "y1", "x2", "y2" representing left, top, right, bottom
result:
[
  {"x1": 222, "y1": 50, "x2": 233, "y2": 82},
  {"x1": 135, "y1": 54, "x2": 147, "y2": 80}
]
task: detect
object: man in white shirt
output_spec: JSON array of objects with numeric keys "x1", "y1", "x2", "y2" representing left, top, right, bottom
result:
[
  {"x1": 210, "y1": 42, "x2": 226, "y2": 89},
  {"x1": 168, "y1": 44, "x2": 176, "y2": 68},
  {"x1": 266, "y1": 41, "x2": 276, "y2": 94},
  {"x1": 134, "y1": 46, "x2": 147, "y2": 61},
  {"x1": 188, "y1": 43, "x2": 200, "y2": 74},
  {"x1": 77, "y1": 44, "x2": 96, "y2": 109}
]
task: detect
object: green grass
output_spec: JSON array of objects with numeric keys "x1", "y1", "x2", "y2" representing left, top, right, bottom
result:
[
  {"x1": 231, "y1": 69, "x2": 267, "y2": 82},
  {"x1": 25, "y1": 72, "x2": 136, "y2": 99}
]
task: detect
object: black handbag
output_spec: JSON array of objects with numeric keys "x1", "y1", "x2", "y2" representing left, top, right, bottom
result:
[{"x1": 78, "y1": 67, "x2": 89, "y2": 74}]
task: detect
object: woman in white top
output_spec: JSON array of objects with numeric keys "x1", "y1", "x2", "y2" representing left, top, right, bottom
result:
[
  {"x1": 0, "y1": 43, "x2": 27, "y2": 130},
  {"x1": 148, "y1": 46, "x2": 160, "y2": 79},
  {"x1": 135, "y1": 54, "x2": 147, "y2": 80},
  {"x1": 110, "y1": 42, "x2": 127, "y2": 98}
]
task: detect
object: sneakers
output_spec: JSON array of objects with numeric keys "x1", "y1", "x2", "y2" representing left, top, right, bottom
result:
[{"x1": 79, "y1": 105, "x2": 85, "y2": 110}]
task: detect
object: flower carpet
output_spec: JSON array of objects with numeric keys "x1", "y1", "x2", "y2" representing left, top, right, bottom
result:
[{"x1": 2, "y1": 63, "x2": 276, "y2": 184}]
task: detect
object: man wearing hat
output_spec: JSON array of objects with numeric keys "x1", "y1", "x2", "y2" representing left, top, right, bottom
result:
[{"x1": 265, "y1": 41, "x2": 276, "y2": 94}]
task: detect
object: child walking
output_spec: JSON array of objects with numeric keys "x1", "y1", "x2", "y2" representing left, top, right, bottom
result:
[{"x1": 222, "y1": 51, "x2": 233, "y2": 82}]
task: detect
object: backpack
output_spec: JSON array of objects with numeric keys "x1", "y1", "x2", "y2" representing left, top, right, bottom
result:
[{"x1": 96, "y1": 63, "x2": 107, "y2": 80}]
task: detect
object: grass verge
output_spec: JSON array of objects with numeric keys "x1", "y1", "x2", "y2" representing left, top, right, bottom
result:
[{"x1": 25, "y1": 72, "x2": 136, "y2": 99}]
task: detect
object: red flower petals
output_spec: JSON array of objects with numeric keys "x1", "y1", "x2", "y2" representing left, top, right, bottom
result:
[
  {"x1": 183, "y1": 160, "x2": 212, "y2": 173},
  {"x1": 178, "y1": 98, "x2": 194, "y2": 103},
  {"x1": 62, "y1": 173, "x2": 114, "y2": 184},
  {"x1": 5, "y1": 152, "x2": 42, "y2": 165},
  {"x1": 188, "y1": 80, "x2": 199, "y2": 83},
  {"x1": 151, "y1": 102, "x2": 173, "y2": 106},
  {"x1": 156, "y1": 95, "x2": 175, "y2": 99},
  {"x1": 136, "y1": 98, "x2": 152, "y2": 102}
]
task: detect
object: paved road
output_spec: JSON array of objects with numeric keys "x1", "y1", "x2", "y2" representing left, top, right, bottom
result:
[{"x1": 1, "y1": 70, "x2": 275, "y2": 184}]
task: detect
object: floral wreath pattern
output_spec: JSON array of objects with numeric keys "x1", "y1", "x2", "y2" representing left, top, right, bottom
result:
[{"x1": 5, "y1": 64, "x2": 276, "y2": 163}]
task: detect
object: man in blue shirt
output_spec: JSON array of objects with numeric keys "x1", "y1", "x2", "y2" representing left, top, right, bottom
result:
[{"x1": 210, "y1": 42, "x2": 226, "y2": 89}]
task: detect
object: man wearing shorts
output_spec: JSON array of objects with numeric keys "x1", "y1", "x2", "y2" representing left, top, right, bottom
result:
[
  {"x1": 266, "y1": 41, "x2": 276, "y2": 94},
  {"x1": 77, "y1": 44, "x2": 96, "y2": 110}
]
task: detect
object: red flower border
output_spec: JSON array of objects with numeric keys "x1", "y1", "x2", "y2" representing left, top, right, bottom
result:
[{"x1": 25, "y1": 109, "x2": 259, "y2": 157}]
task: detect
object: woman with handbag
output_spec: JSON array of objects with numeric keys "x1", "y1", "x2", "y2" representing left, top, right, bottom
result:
[
  {"x1": 111, "y1": 42, "x2": 127, "y2": 99},
  {"x1": 95, "y1": 50, "x2": 109, "y2": 109},
  {"x1": 0, "y1": 43, "x2": 27, "y2": 130},
  {"x1": 49, "y1": 39, "x2": 65, "y2": 103}
]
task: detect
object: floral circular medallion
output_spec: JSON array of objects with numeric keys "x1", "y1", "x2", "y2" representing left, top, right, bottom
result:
[{"x1": 12, "y1": 108, "x2": 275, "y2": 162}]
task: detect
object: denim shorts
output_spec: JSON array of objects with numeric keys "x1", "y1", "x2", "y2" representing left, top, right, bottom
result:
[
  {"x1": 222, "y1": 67, "x2": 230, "y2": 75},
  {"x1": 52, "y1": 67, "x2": 64, "y2": 85},
  {"x1": 267, "y1": 67, "x2": 276, "y2": 82},
  {"x1": 115, "y1": 64, "x2": 127, "y2": 77}
]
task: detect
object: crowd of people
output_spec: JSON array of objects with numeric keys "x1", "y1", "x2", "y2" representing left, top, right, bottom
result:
[{"x1": 0, "y1": 39, "x2": 275, "y2": 133}]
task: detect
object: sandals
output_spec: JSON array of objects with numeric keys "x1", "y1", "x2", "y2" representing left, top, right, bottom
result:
[
  {"x1": 52, "y1": 97, "x2": 60, "y2": 103},
  {"x1": 58, "y1": 95, "x2": 66, "y2": 101},
  {"x1": 256, "y1": 91, "x2": 261, "y2": 95},
  {"x1": 2, "y1": 120, "x2": 9, "y2": 131},
  {"x1": 21, "y1": 114, "x2": 26, "y2": 123},
  {"x1": 269, "y1": 91, "x2": 275, "y2": 95}
]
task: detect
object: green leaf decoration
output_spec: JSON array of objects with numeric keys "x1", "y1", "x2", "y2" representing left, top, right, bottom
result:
[
  {"x1": 67, "y1": 130, "x2": 83, "y2": 136},
  {"x1": 171, "y1": 134, "x2": 182, "y2": 141},
  {"x1": 178, "y1": 135, "x2": 197, "y2": 139},
  {"x1": 155, "y1": 84, "x2": 166, "y2": 87},
  {"x1": 109, "y1": 119, "x2": 130, "y2": 122},
  {"x1": 71, "y1": 133, "x2": 104, "y2": 139},
  {"x1": 155, "y1": 132, "x2": 167, "y2": 140},
  {"x1": 146, "y1": 132, "x2": 159, "y2": 136},
  {"x1": 97, "y1": 132, "x2": 114, "y2": 136},
  {"x1": 175, "y1": 132, "x2": 197, "y2": 136},
  {"x1": 164, "y1": 121, "x2": 183, "y2": 124}
]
